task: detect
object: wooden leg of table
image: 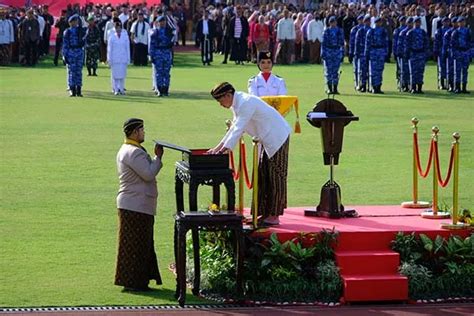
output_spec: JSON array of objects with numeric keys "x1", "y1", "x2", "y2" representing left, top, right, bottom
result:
[
  {"x1": 189, "y1": 180, "x2": 199, "y2": 212},
  {"x1": 177, "y1": 224, "x2": 187, "y2": 307},
  {"x1": 191, "y1": 228, "x2": 201, "y2": 296},
  {"x1": 173, "y1": 220, "x2": 179, "y2": 299},
  {"x1": 175, "y1": 174, "x2": 184, "y2": 213},
  {"x1": 212, "y1": 184, "x2": 220, "y2": 207},
  {"x1": 224, "y1": 178, "x2": 236, "y2": 212},
  {"x1": 235, "y1": 227, "x2": 244, "y2": 297}
]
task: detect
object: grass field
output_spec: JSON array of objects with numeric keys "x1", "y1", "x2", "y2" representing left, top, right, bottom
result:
[{"x1": 0, "y1": 53, "x2": 473, "y2": 307}]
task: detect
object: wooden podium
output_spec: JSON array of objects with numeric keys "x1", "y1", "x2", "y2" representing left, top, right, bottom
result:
[{"x1": 305, "y1": 99, "x2": 359, "y2": 218}]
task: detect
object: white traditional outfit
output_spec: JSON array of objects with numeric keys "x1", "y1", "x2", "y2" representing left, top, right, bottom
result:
[
  {"x1": 213, "y1": 85, "x2": 291, "y2": 219},
  {"x1": 107, "y1": 30, "x2": 130, "y2": 94},
  {"x1": 248, "y1": 73, "x2": 287, "y2": 97}
]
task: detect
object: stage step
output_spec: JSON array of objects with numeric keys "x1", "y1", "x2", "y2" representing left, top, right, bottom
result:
[
  {"x1": 337, "y1": 231, "x2": 397, "y2": 251},
  {"x1": 341, "y1": 274, "x2": 408, "y2": 302},
  {"x1": 336, "y1": 250, "x2": 400, "y2": 275}
]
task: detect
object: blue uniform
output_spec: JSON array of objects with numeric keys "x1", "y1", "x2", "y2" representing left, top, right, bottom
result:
[
  {"x1": 397, "y1": 26, "x2": 412, "y2": 89},
  {"x1": 443, "y1": 27, "x2": 455, "y2": 88},
  {"x1": 321, "y1": 26, "x2": 344, "y2": 86},
  {"x1": 434, "y1": 26, "x2": 450, "y2": 84},
  {"x1": 149, "y1": 26, "x2": 173, "y2": 93},
  {"x1": 450, "y1": 26, "x2": 471, "y2": 85},
  {"x1": 406, "y1": 26, "x2": 429, "y2": 85},
  {"x1": 393, "y1": 25, "x2": 407, "y2": 87},
  {"x1": 365, "y1": 26, "x2": 388, "y2": 88},
  {"x1": 354, "y1": 25, "x2": 370, "y2": 87},
  {"x1": 349, "y1": 24, "x2": 362, "y2": 88},
  {"x1": 63, "y1": 26, "x2": 85, "y2": 88}
]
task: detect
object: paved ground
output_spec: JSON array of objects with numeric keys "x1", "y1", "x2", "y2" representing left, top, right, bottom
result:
[{"x1": 2, "y1": 303, "x2": 473, "y2": 316}]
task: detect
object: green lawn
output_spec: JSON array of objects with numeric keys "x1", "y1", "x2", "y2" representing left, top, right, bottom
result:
[{"x1": 0, "y1": 53, "x2": 473, "y2": 307}]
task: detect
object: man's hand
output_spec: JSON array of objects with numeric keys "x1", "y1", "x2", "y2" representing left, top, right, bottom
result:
[
  {"x1": 154, "y1": 144, "x2": 164, "y2": 159},
  {"x1": 207, "y1": 143, "x2": 224, "y2": 155}
]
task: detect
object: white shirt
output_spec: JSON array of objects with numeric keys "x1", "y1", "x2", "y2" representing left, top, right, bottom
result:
[
  {"x1": 307, "y1": 19, "x2": 324, "y2": 42},
  {"x1": 107, "y1": 31, "x2": 130, "y2": 65},
  {"x1": 221, "y1": 91, "x2": 291, "y2": 158},
  {"x1": 131, "y1": 20, "x2": 150, "y2": 45},
  {"x1": 0, "y1": 18, "x2": 14, "y2": 44},
  {"x1": 36, "y1": 14, "x2": 45, "y2": 37},
  {"x1": 104, "y1": 19, "x2": 115, "y2": 42},
  {"x1": 118, "y1": 13, "x2": 129, "y2": 26},
  {"x1": 248, "y1": 73, "x2": 287, "y2": 97},
  {"x1": 277, "y1": 17, "x2": 296, "y2": 40},
  {"x1": 203, "y1": 19, "x2": 209, "y2": 35},
  {"x1": 431, "y1": 16, "x2": 442, "y2": 39}
]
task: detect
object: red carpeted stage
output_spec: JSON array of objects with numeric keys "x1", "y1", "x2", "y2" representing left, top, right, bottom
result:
[{"x1": 251, "y1": 205, "x2": 471, "y2": 303}]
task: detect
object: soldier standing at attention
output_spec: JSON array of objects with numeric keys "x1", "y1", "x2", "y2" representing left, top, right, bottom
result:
[
  {"x1": 397, "y1": 17, "x2": 414, "y2": 93},
  {"x1": 354, "y1": 15, "x2": 371, "y2": 93},
  {"x1": 85, "y1": 16, "x2": 101, "y2": 76},
  {"x1": 63, "y1": 14, "x2": 85, "y2": 97},
  {"x1": 149, "y1": 16, "x2": 173, "y2": 97},
  {"x1": 443, "y1": 17, "x2": 458, "y2": 93},
  {"x1": 450, "y1": 16, "x2": 471, "y2": 94},
  {"x1": 393, "y1": 16, "x2": 406, "y2": 91},
  {"x1": 321, "y1": 16, "x2": 344, "y2": 95},
  {"x1": 349, "y1": 15, "x2": 364, "y2": 91},
  {"x1": 406, "y1": 17, "x2": 429, "y2": 94},
  {"x1": 365, "y1": 17, "x2": 388, "y2": 94},
  {"x1": 248, "y1": 51, "x2": 287, "y2": 97},
  {"x1": 433, "y1": 17, "x2": 451, "y2": 90}
]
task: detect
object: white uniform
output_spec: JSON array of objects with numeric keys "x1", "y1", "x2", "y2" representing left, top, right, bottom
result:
[
  {"x1": 107, "y1": 31, "x2": 130, "y2": 93},
  {"x1": 247, "y1": 72, "x2": 287, "y2": 97},
  {"x1": 221, "y1": 91, "x2": 291, "y2": 158}
]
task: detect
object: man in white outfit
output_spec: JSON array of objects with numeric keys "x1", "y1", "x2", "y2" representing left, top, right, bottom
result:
[
  {"x1": 209, "y1": 82, "x2": 291, "y2": 226},
  {"x1": 107, "y1": 21, "x2": 130, "y2": 95},
  {"x1": 248, "y1": 51, "x2": 287, "y2": 97}
]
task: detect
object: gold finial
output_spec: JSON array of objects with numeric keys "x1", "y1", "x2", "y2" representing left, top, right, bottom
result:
[
  {"x1": 252, "y1": 137, "x2": 260, "y2": 144},
  {"x1": 411, "y1": 117, "x2": 419, "y2": 126},
  {"x1": 432, "y1": 126, "x2": 439, "y2": 135},
  {"x1": 452, "y1": 132, "x2": 460, "y2": 141}
]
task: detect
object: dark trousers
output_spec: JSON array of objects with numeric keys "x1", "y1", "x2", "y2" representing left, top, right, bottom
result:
[
  {"x1": 54, "y1": 37, "x2": 63, "y2": 65},
  {"x1": 24, "y1": 40, "x2": 38, "y2": 66},
  {"x1": 41, "y1": 32, "x2": 50, "y2": 56},
  {"x1": 133, "y1": 43, "x2": 148, "y2": 66},
  {"x1": 179, "y1": 25, "x2": 186, "y2": 46},
  {"x1": 222, "y1": 36, "x2": 230, "y2": 62}
]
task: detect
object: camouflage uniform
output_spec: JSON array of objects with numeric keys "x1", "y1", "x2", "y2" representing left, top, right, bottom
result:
[
  {"x1": 321, "y1": 24, "x2": 344, "y2": 94},
  {"x1": 63, "y1": 23, "x2": 85, "y2": 96},
  {"x1": 406, "y1": 24, "x2": 429, "y2": 93},
  {"x1": 450, "y1": 21, "x2": 471, "y2": 93},
  {"x1": 149, "y1": 26, "x2": 173, "y2": 96},
  {"x1": 85, "y1": 25, "x2": 101, "y2": 75},
  {"x1": 365, "y1": 23, "x2": 388, "y2": 93}
]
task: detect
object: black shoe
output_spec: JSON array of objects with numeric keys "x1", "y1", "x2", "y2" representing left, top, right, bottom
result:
[
  {"x1": 87, "y1": 67, "x2": 91, "y2": 76},
  {"x1": 163, "y1": 86, "x2": 169, "y2": 96},
  {"x1": 377, "y1": 85, "x2": 384, "y2": 94},
  {"x1": 359, "y1": 84, "x2": 366, "y2": 93},
  {"x1": 69, "y1": 86, "x2": 76, "y2": 97},
  {"x1": 411, "y1": 84, "x2": 417, "y2": 94},
  {"x1": 333, "y1": 84, "x2": 340, "y2": 95},
  {"x1": 326, "y1": 84, "x2": 333, "y2": 94},
  {"x1": 92, "y1": 68, "x2": 97, "y2": 76},
  {"x1": 454, "y1": 83, "x2": 461, "y2": 94},
  {"x1": 76, "y1": 86, "x2": 83, "y2": 97},
  {"x1": 222, "y1": 60, "x2": 227, "y2": 64},
  {"x1": 417, "y1": 84, "x2": 424, "y2": 94},
  {"x1": 402, "y1": 84, "x2": 409, "y2": 92},
  {"x1": 461, "y1": 83, "x2": 469, "y2": 94},
  {"x1": 448, "y1": 81, "x2": 454, "y2": 92}
]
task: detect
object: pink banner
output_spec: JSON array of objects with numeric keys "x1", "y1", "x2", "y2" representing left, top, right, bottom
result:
[{"x1": 2, "y1": 1, "x2": 163, "y2": 16}]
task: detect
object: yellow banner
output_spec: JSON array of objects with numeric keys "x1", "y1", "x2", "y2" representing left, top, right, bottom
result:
[{"x1": 261, "y1": 96, "x2": 301, "y2": 133}]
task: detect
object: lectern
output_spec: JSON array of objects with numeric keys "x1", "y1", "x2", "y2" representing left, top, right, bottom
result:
[{"x1": 305, "y1": 99, "x2": 359, "y2": 218}]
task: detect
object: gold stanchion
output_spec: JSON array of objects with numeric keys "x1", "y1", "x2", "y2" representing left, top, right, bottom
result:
[
  {"x1": 251, "y1": 137, "x2": 260, "y2": 228},
  {"x1": 402, "y1": 117, "x2": 431, "y2": 208},
  {"x1": 238, "y1": 137, "x2": 245, "y2": 214},
  {"x1": 421, "y1": 126, "x2": 450, "y2": 219},
  {"x1": 225, "y1": 119, "x2": 232, "y2": 210},
  {"x1": 441, "y1": 133, "x2": 466, "y2": 229}
]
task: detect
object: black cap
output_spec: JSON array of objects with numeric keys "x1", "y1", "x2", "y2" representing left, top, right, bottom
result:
[
  {"x1": 258, "y1": 51, "x2": 272, "y2": 63},
  {"x1": 123, "y1": 118, "x2": 144, "y2": 134}
]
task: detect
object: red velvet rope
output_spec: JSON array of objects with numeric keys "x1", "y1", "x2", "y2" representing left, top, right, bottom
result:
[
  {"x1": 241, "y1": 142, "x2": 253, "y2": 189},
  {"x1": 433, "y1": 141, "x2": 455, "y2": 188},
  {"x1": 414, "y1": 133, "x2": 434, "y2": 178},
  {"x1": 229, "y1": 151, "x2": 239, "y2": 180}
]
